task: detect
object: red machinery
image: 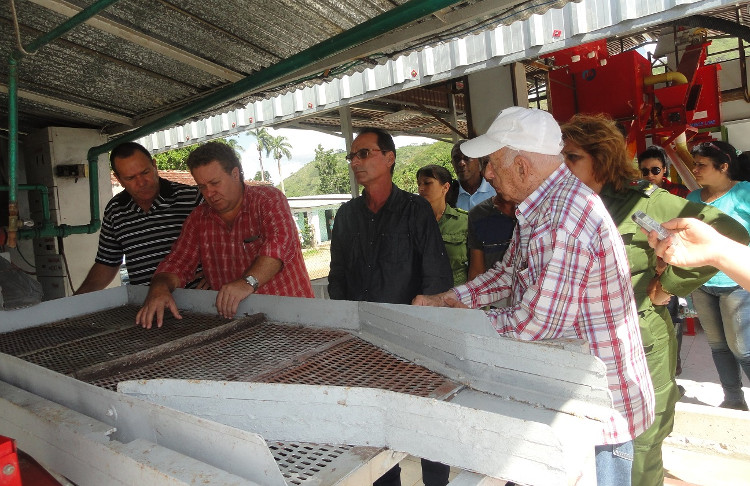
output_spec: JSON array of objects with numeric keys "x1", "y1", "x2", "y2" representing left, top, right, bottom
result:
[
  {"x1": 544, "y1": 35, "x2": 721, "y2": 177},
  {"x1": 0, "y1": 436, "x2": 21, "y2": 486}
]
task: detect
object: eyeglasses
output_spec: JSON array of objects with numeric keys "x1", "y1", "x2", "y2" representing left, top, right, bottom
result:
[
  {"x1": 640, "y1": 167, "x2": 663, "y2": 176},
  {"x1": 345, "y1": 148, "x2": 387, "y2": 162}
]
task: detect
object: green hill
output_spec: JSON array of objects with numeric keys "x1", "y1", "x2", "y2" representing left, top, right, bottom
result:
[{"x1": 282, "y1": 141, "x2": 454, "y2": 196}]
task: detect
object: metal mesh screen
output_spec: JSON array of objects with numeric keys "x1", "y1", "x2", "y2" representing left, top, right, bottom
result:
[
  {"x1": 269, "y1": 442, "x2": 353, "y2": 485},
  {"x1": 88, "y1": 322, "x2": 349, "y2": 390},
  {"x1": 258, "y1": 337, "x2": 457, "y2": 398},
  {"x1": 2, "y1": 307, "x2": 233, "y2": 375},
  {"x1": 3, "y1": 305, "x2": 462, "y2": 483},
  {"x1": 0, "y1": 306, "x2": 138, "y2": 356}
]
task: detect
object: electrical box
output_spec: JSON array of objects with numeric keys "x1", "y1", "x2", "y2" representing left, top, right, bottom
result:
[{"x1": 22, "y1": 127, "x2": 111, "y2": 300}]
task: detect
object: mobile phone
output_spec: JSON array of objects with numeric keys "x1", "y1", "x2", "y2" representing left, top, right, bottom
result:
[{"x1": 631, "y1": 210, "x2": 670, "y2": 240}]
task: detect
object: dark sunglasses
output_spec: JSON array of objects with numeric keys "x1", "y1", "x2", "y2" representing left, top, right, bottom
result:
[
  {"x1": 345, "y1": 148, "x2": 387, "y2": 162},
  {"x1": 640, "y1": 167, "x2": 663, "y2": 176}
]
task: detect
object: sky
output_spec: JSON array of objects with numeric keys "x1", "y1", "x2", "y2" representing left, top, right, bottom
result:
[{"x1": 232, "y1": 127, "x2": 434, "y2": 183}]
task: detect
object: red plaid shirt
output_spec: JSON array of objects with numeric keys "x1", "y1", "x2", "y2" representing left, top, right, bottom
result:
[
  {"x1": 453, "y1": 164, "x2": 654, "y2": 444},
  {"x1": 156, "y1": 184, "x2": 313, "y2": 298}
]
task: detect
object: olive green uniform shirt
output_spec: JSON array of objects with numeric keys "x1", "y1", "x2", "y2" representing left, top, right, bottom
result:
[
  {"x1": 438, "y1": 206, "x2": 469, "y2": 286},
  {"x1": 599, "y1": 180, "x2": 749, "y2": 486}
]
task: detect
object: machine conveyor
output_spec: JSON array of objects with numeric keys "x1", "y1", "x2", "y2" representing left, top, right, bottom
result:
[{"x1": 0, "y1": 285, "x2": 615, "y2": 485}]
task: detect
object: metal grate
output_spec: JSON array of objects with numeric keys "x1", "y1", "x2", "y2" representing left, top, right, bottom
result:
[
  {"x1": 14, "y1": 309, "x2": 234, "y2": 375},
  {"x1": 259, "y1": 338, "x2": 457, "y2": 398},
  {"x1": 268, "y1": 442, "x2": 352, "y2": 485},
  {"x1": 5, "y1": 306, "x2": 461, "y2": 482},
  {"x1": 0, "y1": 306, "x2": 139, "y2": 356},
  {"x1": 88, "y1": 322, "x2": 349, "y2": 390}
]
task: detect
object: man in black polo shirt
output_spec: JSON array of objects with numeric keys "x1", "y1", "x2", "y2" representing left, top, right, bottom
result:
[
  {"x1": 328, "y1": 127, "x2": 453, "y2": 486},
  {"x1": 76, "y1": 142, "x2": 202, "y2": 294}
]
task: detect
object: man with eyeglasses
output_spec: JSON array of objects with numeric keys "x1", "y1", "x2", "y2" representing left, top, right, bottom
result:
[
  {"x1": 328, "y1": 127, "x2": 453, "y2": 486},
  {"x1": 450, "y1": 141, "x2": 496, "y2": 210}
]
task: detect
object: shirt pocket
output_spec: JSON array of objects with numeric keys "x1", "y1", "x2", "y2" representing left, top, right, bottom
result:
[
  {"x1": 442, "y1": 231, "x2": 467, "y2": 257},
  {"x1": 620, "y1": 219, "x2": 638, "y2": 246},
  {"x1": 381, "y1": 232, "x2": 410, "y2": 264}
]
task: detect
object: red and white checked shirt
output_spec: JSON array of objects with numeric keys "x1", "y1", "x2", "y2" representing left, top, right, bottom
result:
[
  {"x1": 453, "y1": 164, "x2": 654, "y2": 444},
  {"x1": 156, "y1": 184, "x2": 313, "y2": 298}
]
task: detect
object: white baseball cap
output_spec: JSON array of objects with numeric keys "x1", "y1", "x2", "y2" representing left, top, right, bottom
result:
[{"x1": 460, "y1": 107, "x2": 564, "y2": 158}]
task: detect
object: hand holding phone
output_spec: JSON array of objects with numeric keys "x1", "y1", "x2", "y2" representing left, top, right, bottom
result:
[{"x1": 631, "y1": 210, "x2": 670, "y2": 240}]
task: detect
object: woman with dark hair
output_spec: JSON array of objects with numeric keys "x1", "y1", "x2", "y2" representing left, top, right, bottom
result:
[
  {"x1": 560, "y1": 114, "x2": 748, "y2": 486},
  {"x1": 637, "y1": 145, "x2": 690, "y2": 197},
  {"x1": 638, "y1": 145, "x2": 690, "y2": 375},
  {"x1": 687, "y1": 140, "x2": 750, "y2": 411},
  {"x1": 417, "y1": 164, "x2": 469, "y2": 285}
]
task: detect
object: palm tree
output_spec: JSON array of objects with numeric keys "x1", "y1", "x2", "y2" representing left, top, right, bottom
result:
[
  {"x1": 265, "y1": 135, "x2": 293, "y2": 195},
  {"x1": 247, "y1": 128, "x2": 271, "y2": 182}
]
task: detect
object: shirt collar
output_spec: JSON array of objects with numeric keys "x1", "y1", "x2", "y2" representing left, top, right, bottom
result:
[
  {"x1": 124, "y1": 177, "x2": 174, "y2": 212},
  {"x1": 458, "y1": 177, "x2": 494, "y2": 197},
  {"x1": 443, "y1": 205, "x2": 462, "y2": 219},
  {"x1": 358, "y1": 183, "x2": 402, "y2": 214},
  {"x1": 517, "y1": 163, "x2": 569, "y2": 220}
]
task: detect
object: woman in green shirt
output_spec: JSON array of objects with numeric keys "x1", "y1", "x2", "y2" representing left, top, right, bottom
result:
[
  {"x1": 417, "y1": 164, "x2": 469, "y2": 285},
  {"x1": 560, "y1": 114, "x2": 749, "y2": 486}
]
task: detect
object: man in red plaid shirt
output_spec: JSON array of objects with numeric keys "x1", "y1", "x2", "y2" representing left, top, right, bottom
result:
[
  {"x1": 414, "y1": 107, "x2": 654, "y2": 486},
  {"x1": 136, "y1": 142, "x2": 313, "y2": 328}
]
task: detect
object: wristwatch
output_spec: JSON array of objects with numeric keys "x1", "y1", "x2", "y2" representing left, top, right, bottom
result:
[{"x1": 244, "y1": 275, "x2": 259, "y2": 292}]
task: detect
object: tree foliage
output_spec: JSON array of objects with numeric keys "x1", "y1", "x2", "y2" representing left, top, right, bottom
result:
[
  {"x1": 314, "y1": 145, "x2": 350, "y2": 194},
  {"x1": 253, "y1": 170, "x2": 273, "y2": 183},
  {"x1": 153, "y1": 138, "x2": 242, "y2": 172},
  {"x1": 247, "y1": 128, "x2": 271, "y2": 182},
  {"x1": 391, "y1": 141, "x2": 453, "y2": 193},
  {"x1": 283, "y1": 141, "x2": 454, "y2": 197},
  {"x1": 265, "y1": 135, "x2": 293, "y2": 194}
]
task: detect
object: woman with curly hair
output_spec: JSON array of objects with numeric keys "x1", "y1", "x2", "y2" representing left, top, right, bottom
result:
[{"x1": 560, "y1": 113, "x2": 748, "y2": 486}]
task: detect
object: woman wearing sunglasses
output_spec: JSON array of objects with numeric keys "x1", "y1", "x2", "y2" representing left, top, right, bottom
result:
[
  {"x1": 638, "y1": 145, "x2": 690, "y2": 198},
  {"x1": 638, "y1": 145, "x2": 690, "y2": 376},
  {"x1": 687, "y1": 141, "x2": 750, "y2": 412},
  {"x1": 560, "y1": 114, "x2": 748, "y2": 486}
]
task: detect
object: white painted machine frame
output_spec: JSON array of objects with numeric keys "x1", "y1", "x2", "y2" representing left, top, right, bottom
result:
[{"x1": 0, "y1": 286, "x2": 616, "y2": 485}]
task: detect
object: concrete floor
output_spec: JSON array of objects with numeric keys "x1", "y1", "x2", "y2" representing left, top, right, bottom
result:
[{"x1": 398, "y1": 323, "x2": 750, "y2": 486}]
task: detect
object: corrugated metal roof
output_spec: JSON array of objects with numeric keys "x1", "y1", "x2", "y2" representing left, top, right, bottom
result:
[
  {"x1": 137, "y1": 0, "x2": 748, "y2": 152},
  {"x1": 2, "y1": 0, "x2": 579, "y2": 140},
  {"x1": 2, "y1": 0, "x2": 747, "y2": 150}
]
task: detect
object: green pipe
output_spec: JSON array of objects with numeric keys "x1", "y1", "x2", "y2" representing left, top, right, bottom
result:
[
  {"x1": 0, "y1": 185, "x2": 52, "y2": 224},
  {"x1": 23, "y1": 0, "x2": 123, "y2": 54},
  {"x1": 16, "y1": 0, "x2": 462, "y2": 240},
  {"x1": 92, "y1": 0, "x2": 464, "y2": 146},
  {"x1": 7, "y1": 0, "x2": 124, "y2": 244},
  {"x1": 8, "y1": 58, "x2": 17, "y2": 205}
]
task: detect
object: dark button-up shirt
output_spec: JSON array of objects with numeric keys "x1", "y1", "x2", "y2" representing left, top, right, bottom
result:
[{"x1": 328, "y1": 184, "x2": 452, "y2": 304}]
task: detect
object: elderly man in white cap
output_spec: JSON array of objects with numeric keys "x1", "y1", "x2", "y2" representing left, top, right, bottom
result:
[{"x1": 413, "y1": 107, "x2": 655, "y2": 486}]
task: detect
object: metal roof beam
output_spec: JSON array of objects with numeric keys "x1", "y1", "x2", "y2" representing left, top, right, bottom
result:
[
  {"x1": 0, "y1": 84, "x2": 133, "y2": 125},
  {"x1": 28, "y1": 0, "x2": 245, "y2": 82}
]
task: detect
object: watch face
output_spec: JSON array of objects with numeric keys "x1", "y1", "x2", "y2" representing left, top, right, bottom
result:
[{"x1": 245, "y1": 275, "x2": 259, "y2": 290}]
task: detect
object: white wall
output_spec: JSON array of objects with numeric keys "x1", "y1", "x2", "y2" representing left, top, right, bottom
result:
[{"x1": 468, "y1": 63, "x2": 528, "y2": 135}]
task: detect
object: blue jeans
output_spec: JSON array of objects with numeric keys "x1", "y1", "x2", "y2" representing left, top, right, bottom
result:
[
  {"x1": 692, "y1": 285, "x2": 750, "y2": 401},
  {"x1": 595, "y1": 440, "x2": 633, "y2": 486}
]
